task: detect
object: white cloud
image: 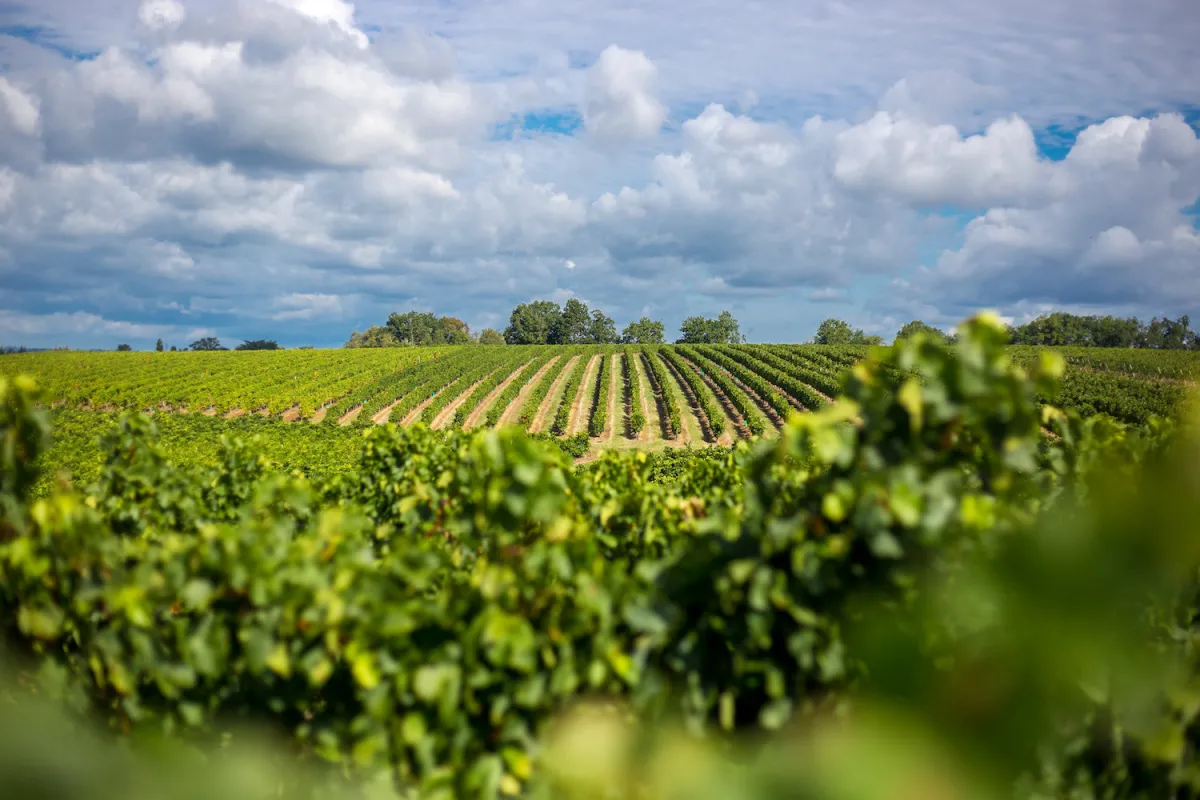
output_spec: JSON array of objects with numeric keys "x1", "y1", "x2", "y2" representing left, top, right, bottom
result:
[
  {"x1": 584, "y1": 45, "x2": 666, "y2": 144},
  {"x1": 138, "y1": 0, "x2": 187, "y2": 31},
  {"x1": 0, "y1": 77, "x2": 40, "y2": 137},
  {"x1": 270, "y1": 292, "x2": 345, "y2": 320},
  {"x1": 265, "y1": 0, "x2": 370, "y2": 49}
]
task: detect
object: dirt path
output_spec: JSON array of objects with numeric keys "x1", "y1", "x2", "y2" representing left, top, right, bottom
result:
[
  {"x1": 498, "y1": 356, "x2": 559, "y2": 426},
  {"x1": 281, "y1": 406, "x2": 301, "y2": 423},
  {"x1": 463, "y1": 361, "x2": 531, "y2": 430},
  {"x1": 531, "y1": 355, "x2": 579, "y2": 433},
  {"x1": 630, "y1": 354, "x2": 656, "y2": 443},
  {"x1": 400, "y1": 379, "x2": 459, "y2": 426},
  {"x1": 223, "y1": 408, "x2": 245, "y2": 419},
  {"x1": 337, "y1": 405, "x2": 363, "y2": 425},
  {"x1": 567, "y1": 355, "x2": 601, "y2": 435},
  {"x1": 657, "y1": 354, "x2": 709, "y2": 446},
  {"x1": 431, "y1": 374, "x2": 492, "y2": 429},
  {"x1": 679, "y1": 354, "x2": 744, "y2": 444},
  {"x1": 309, "y1": 407, "x2": 328, "y2": 423},
  {"x1": 370, "y1": 398, "x2": 402, "y2": 424},
  {"x1": 641, "y1": 352, "x2": 681, "y2": 443}
]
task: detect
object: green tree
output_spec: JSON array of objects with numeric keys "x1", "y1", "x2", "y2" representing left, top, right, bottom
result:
[
  {"x1": 813, "y1": 318, "x2": 881, "y2": 345},
  {"x1": 551, "y1": 299, "x2": 591, "y2": 344},
  {"x1": 894, "y1": 320, "x2": 951, "y2": 344},
  {"x1": 344, "y1": 326, "x2": 397, "y2": 348},
  {"x1": 155, "y1": 338, "x2": 164, "y2": 352},
  {"x1": 621, "y1": 316, "x2": 666, "y2": 344},
  {"x1": 477, "y1": 328, "x2": 505, "y2": 345},
  {"x1": 505, "y1": 301, "x2": 561, "y2": 344},
  {"x1": 116, "y1": 343, "x2": 132, "y2": 352},
  {"x1": 386, "y1": 311, "x2": 439, "y2": 346},
  {"x1": 586, "y1": 309, "x2": 618, "y2": 344},
  {"x1": 438, "y1": 317, "x2": 472, "y2": 345},
  {"x1": 188, "y1": 337, "x2": 226, "y2": 351},
  {"x1": 169, "y1": 345, "x2": 177, "y2": 352},
  {"x1": 235, "y1": 340, "x2": 282, "y2": 351},
  {"x1": 676, "y1": 311, "x2": 745, "y2": 344}
]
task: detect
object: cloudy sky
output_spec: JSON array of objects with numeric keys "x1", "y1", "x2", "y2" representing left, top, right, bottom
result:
[{"x1": 1, "y1": 0, "x2": 1198, "y2": 348}]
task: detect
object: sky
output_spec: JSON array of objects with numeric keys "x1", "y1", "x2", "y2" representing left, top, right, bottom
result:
[{"x1": 0, "y1": 0, "x2": 1198, "y2": 349}]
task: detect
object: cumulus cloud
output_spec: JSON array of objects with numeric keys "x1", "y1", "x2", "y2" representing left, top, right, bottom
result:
[
  {"x1": 1, "y1": 0, "x2": 1198, "y2": 346},
  {"x1": 584, "y1": 45, "x2": 666, "y2": 144}
]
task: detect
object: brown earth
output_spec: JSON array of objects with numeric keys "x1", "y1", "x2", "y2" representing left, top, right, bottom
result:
[
  {"x1": 223, "y1": 408, "x2": 244, "y2": 419},
  {"x1": 567, "y1": 355, "x2": 601, "y2": 435},
  {"x1": 431, "y1": 374, "x2": 492, "y2": 429},
  {"x1": 678, "y1": 354, "x2": 744, "y2": 444},
  {"x1": 337, "y1": 405, "x2": 363, "y2": 426},
  {"x1": 498, "y1": 356, "x2": 560, "y2": 427},
  {"x1": 309, "y1": 406, "x2": 328, "y2": 424},
  {"x1": 530, "y1": 355, "x2": 579, "y2": 433},
  {"x1": 400, "y1": 380, "x2": 459, "y2": 426},
  {"x1": 370, "y1": 398, "x2": 402, "y2": 425},
  {"x1": 463, "y1": 361, "x2": 532, "y2": 430},
  {"x1": 281, "y1": 406, "x2": 301, "y2": 422}
]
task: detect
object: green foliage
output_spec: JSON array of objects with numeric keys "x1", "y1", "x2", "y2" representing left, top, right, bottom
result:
[
  {"x1": 236, "y1": 339, "x2": 282, "y2": 351},
  {"x1": 505, "y1": 301, "x2": 562, "y2": 345},
  {"x1": 550, "y1": 354, "x2": 589, "y2": 435},
  {"x1": 189, "y1": 337, "x2": 226, "y2": 351},
  {"x1": 675, "y1": 311, "x2": 745, "y2": 345},
  {"x1": 812, "y1": 318, "x2": 882, "y2": 346},
  {"x1": 588, "y1": 354, "x2": 611, "y2": 437},
  {"x1": 5, "y1": 315, "x2": 1200, "y2": 800},
  {"x1": 477, "y1": 329, "x2": 505, "y2": 345},
  {"x1": 1009, "y1": 310, "x2": 1199, "y2": 349},
  {"x1": 116, "y1": 343, "x2": 132, "y2": 352},
  {"x1": 623, "y1": 350, "x2": 645, "y2": 436},
  {"x1": 893, "y1": 319, "x2": 952, "y2": 344},
  {"x1": 155, "y1": 338, "x2": 164, "y2": 352},
  {"x1": 640, "y1": 350, "x2": 680, "y2": 439},
  {"x1": 620, "y1": 317, "x2": 665, "y2": 345},
  {"x1": 659, "y1": 347, "x2": 725, "y2": 438}
]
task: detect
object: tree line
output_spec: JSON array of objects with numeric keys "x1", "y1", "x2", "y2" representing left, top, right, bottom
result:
[{"x1": 343, "y1": 302, "x2": 747, "y2": 347}]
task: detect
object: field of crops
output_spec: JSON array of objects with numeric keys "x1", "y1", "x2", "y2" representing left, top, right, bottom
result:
[
  {"x1": 4, "y1": 343, "x2": 1196, "y2": 449},
  {"x1": 4, "y1": 317, "x2": 1200, "y2": 799}
]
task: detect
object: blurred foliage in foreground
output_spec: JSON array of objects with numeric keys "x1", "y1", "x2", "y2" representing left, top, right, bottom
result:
[{"x1": 2, "y1": 313, "x2": 1200, "y2": 799}]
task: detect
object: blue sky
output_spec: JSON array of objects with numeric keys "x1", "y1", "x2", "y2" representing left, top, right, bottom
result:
[{"x1": 1, "y1": 0, "x2": 1199, "y2": 349}]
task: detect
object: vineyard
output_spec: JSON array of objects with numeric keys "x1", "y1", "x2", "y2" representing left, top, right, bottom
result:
[
  {"x1": 4, "y1": 316, "x2": 1200, "y2": 799},
  {"x1": 4, "y1": 343, "x2": 1197, "y2": 486}
]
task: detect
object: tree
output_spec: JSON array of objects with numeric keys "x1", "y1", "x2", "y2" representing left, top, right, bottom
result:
[
  {"x1": 587, "y1": 310, "x2": 618, "y2": 344},
  {"x1": 621, "y1": 317, "x2": 666, "y2": 344},
  {"x1": 235, "y1": 340, "x2": 282, "y2": 351},
  {"x1": 386, "y1": 311, "x2": 439, "y2": 346},
  {"x1": 504, "y1": 301, "x2": 561, "y2": 344},
  {"x1": 812, "y1": 318, "x2": 880, "y2": 345},
  {"x1": 438, "y1": 317, "x2": 472, "y2": 345},
  {"x1": 550, "y1": 299, "x2": 591, "y2": 344},
  {"x1": 894, "y1": 320, "x2": 951, "y2": 344},
  {"x1": 155, "y1": 338, "x2": 164, "y2": 352},
  {"x1": 345, "y1": 326, "x2": 398, "y2": 348},
  {"x1": 676, "y1": 311, "x2": 745, "y2": 344},
  {"x1": 189, "y1": 337, "x2": 226, "y2": 351},
  {"x1": 169, "y1": 345, "x2": 177, "y2": 352},
  {"x1": 116, "y1": 343, "x2": 133, "y2": 352},
  {"x1": 478, "y1": 328, "x2": 505, "y2": 345}
]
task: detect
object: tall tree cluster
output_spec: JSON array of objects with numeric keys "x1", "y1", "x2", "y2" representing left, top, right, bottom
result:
[
  {"x1": 812, "y1": 319, "x2": 884, "y2": 345},
  {"x1": 1007, "y1": 312, "x2": 1198, "y2": 349},
  {"x1": 675, "y1": 311, "x2": 745, "y2": 344},
  {"x1": 504, "y1": 299, "x2": 621, "y2": 345},
  {"x1": 345, "y1": 313, "x2": 483, "y2": 348}
]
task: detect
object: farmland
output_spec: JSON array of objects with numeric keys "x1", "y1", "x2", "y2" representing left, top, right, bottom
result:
[{"x1": 3, "y1": 318, "x2": 1200, "y2": 799}]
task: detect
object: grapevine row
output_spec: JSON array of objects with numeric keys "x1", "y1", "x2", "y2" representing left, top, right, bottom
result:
[
  {"x1": 678, "y1": 347, "x2": 767, "y2": 436},
  {"x1": 624, "y1": 349, "x2": 646, "y2": 436},
  {"x1": 484, "y1": 352, "x2": 553, "y2": 427},
  {"x1": 658, "y1": 348, "x2": 726, "y2": 438},
  {"x1": 641, "y1": 349, "x2": 680, "y2": 439},
  {"x1": 588, "y1": 354, "x2": 611, "y2": 437},
  {"x1": 550, "y1": 355, "x2": 589, "y2": 435}
]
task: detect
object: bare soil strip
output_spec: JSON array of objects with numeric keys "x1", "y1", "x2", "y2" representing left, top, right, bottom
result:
[
  {"x1": 678, "y1": 354, "x2": 745, "y2": 443},
  {"x1": 370, "y1": 398, "x2": 401, "y2": 425},
  {"x1": 567, "y1": 355, "x2": 601, "y2": 435},
  {"x1": 400, "y1": 379, "x2": 460, "y2": 426},
  {"x1": 463, "y1": 361, "x2": 532, "y2": 430},
  {"x1": 309, "y1": 407, "x2": 328, "y2": 424},
  {"x1": 431, "y1": 374, "x2": 492, "y2": 430},
  {"x1": 660, "y1": 354, "x2": 714, "y2": 443},
  {"x1": 498, "y1": 356, "x2": 560, "y2": 427},
  {"x1": 630, "y1": 354, "x2": 656, "y2": 443},
  {"x1": 223, "y1": 408, "x2": 245, "y2": 419},
  {"x1": 531, "y1": 355, "x2": 580, "y2": 433},
  {"x1": 281, "y1": 406, "x2": 301, "y2": 423},
  {"x1": 640, "y1": 352, "x2": 677, "y2": 442},
  {"x1": 337, "y1": 405, "x2": 363, "y2": 426}
]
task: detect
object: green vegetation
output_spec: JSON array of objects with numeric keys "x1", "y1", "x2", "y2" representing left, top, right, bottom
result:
[{"x1": 4, "y1": 316, "x2": 1200, "y2": 799}]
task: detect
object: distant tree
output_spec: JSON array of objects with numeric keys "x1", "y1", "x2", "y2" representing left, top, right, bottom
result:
[
  {"x1": 189, "y1": 337, "x2": 226, "y2": 351},
  {"x1": 116, "y1": 343, "x2": 133, "y2": 352},
  {"x1": 549, "y1": 299, "x2": 592, "y2": 344},
  {"x1": 345, "y1": 326, "x2": 398, "y2": 348},
  {"x1": 478, "y1": 328, "x2": 505, "y2": 345},
  {"x1": 155, "y1": 338, "x2": 164, "y2": 352},
  {"x1": 505, "y1": 301, "x2": 561, "y2": 344},
  {"x1": 586, "y1": 310, "x2": 618, "y2": 344},
  {"x1": 812, "y1": 318, "x2": 881, "y2": 345},
  {"x1": 620, "y1": 317, "x2": 666, "y2": 344},
  {"x1": 676, "y1": 311, "x2": 745, "y2": 344},
  {"x1": 169, "y1": 345, "x2": 177, "y2": 352},
  {"x1": 235, "y1": 339, "x2": 282, "y2": 351},
  {"x1": 894, "y1": 320, "x2": 952, "y2": 344},
  {"x1": 298, "y1": 346, "x2": 315, "y2": 350},
  {"x1": 438, "y1": 316, "x2": 472, "y2": 345}
]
